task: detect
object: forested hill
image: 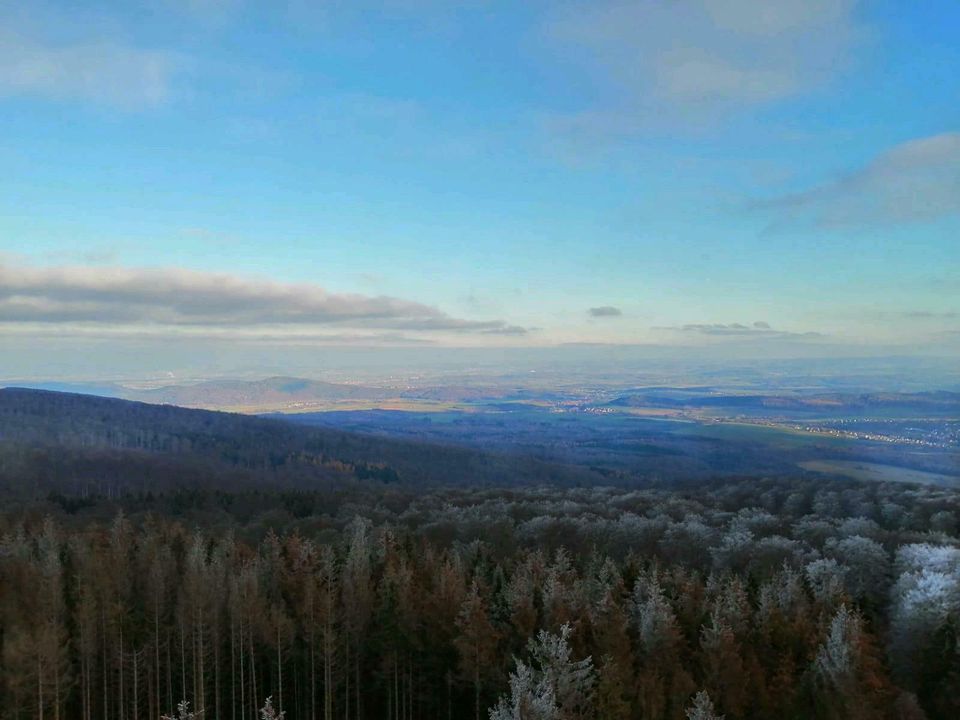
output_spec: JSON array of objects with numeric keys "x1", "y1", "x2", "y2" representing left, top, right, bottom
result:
[{"x1": 0, "y1": 388, "x2": 604, "y2": 496}]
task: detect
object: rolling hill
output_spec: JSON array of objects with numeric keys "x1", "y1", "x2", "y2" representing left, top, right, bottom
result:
[{"x1": 0, "y1": 388, "x2": 605, "y2": 498}]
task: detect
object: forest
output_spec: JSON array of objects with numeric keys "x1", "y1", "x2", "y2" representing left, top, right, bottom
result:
[
  {"x1": 0, "y1": 388, "x2": 605, "y2": 498},
  {"x1": 3, "y1": 475, "x2": 960, "y2": 720},
  {"x1": 1, "y1": 390, "x2": 959, "y2": 720}
]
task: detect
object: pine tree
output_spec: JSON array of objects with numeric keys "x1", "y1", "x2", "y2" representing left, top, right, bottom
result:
[
  {"x1": 686, "y1": 690, "x2": 723, "y2": 720},
  {"x1": 259, "y1": 696, "x2": 285, "y2": 720},
  {"x1": 811, "y1": 604, "x2": 893, "y2": 720},
  {"x1": 699, "y1": 609, "x2": 746, "y2": 717},
  {"x1": 489, "y1": 623, "x2": 595, "y2": 720},
  {"x1": 161, "y1": 699, "x2": 199, "y2": 720},
  {"x1": 455, "y1": 579, "x2": 500, "y2": 720}
]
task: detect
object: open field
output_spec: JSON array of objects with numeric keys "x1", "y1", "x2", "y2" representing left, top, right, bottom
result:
[
  {"x1": 799, "y1": 459, "x2": 960, "y2": 487},
  {"x1": 218, "y1": 399, "x2": 467, "y2": 414}
]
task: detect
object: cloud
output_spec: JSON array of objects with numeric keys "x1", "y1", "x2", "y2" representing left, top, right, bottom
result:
[
  {"x1": 756, "y1": 132, "x2": 960, "y2": 227},
  {"x1": 481, "y1": 325, "x2": 530, "y2": 336},
  {"x1": 901, "y1": 311, "x2": 959, "y2": 320},
  {"x1": 541, "y1": 0, "x2": 864, "y2": 141},
  {"x1": 588, "y1": 306, "x2": 623, "y2": 318},
  {"x1": 0, "y1": 261, "x2": 526, "y2": 338},
  {"x1": 658, "y1": 321, "x2": 822, "y2": 339},
  {"x1": 0, "y1": 324, "x2": 437, "y2": 346},
  {"x1": 0, "y1": 29, "x2": 176, "y2": 109}
]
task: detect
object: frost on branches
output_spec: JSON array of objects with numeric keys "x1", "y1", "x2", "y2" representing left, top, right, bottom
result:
[
  {"x1": 260, "y1": 696, "x2": 285, "y2": 720},
  {"x1": 161, "y1": 700, "x2": 199, "y2": 720},
  {"x1": 889, "y1": 543, "x2": 960, "y2": 679},
  {"x1": 163, "y1": 696, "x2": 284, "y2": 720},
  {"x1": 686, "y1": 690, "x2": 723, "y2": 720},
  {"x1": 489, "y1": 623, "x2": 595, "y2": 720}
]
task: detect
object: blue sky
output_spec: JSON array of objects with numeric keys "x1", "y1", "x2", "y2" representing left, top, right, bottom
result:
[{"x1": 1, "y1": 0, "x2": 958, "y2": 374}]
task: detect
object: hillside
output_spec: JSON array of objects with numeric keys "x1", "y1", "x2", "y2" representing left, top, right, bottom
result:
[
  {"x1": 129, "y1": 375, "x2": 386, "y2": 409},
  {"x1": 0, "y1": 388, "x2": 604, "y2": 497}
]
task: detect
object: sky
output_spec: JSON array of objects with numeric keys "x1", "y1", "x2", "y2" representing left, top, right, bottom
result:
[{"x1": 1, "y1": 0, "x2": 959, "y2": 379}]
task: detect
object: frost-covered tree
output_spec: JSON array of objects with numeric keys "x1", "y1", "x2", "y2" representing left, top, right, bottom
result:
[
  {"x1": 792, "y1": 517, "x2": 836, "y2": 549},
  {"x1": 661, "y1": 517, "x2": 716, "y2": 570},
  {"x1": 542, "y1": 549, "x2": 578, "y2": 628},
  {"x1": 815, "y1": 605, "x2": 862, "y2": 690},
  {"x1": 633, "y1": 575, "x2": 683, "y2": 656},
  {"x1": 589, "y1": 570, "x2": 632, "y2": 720},
  {"x1": 161, "y1": 699, "x2": 199, "y2": 720},
  {"x1": 699, "y1": 609, "x2": 746, "y2": 717},
  {"x1": 915, "y1": 616, "x2": 960, "y2": 719},
  {"x1": 632, "y1": 573, "x2": 693, "y2": 719},
  {"x1": 812, "y1": 604, "x2": 890, "y2": 719},
  {"x1": 806, "y1": 558, "x2": 848, "y2": 607},
  {"x1": 489, "y1": 663, "x2": 556, "y2": 720},
  {"x1": 504, "y1": 551, "x2": 544, "y2": 643},
  {"x1": 711, "y1": 529, "x2": 754, "y2": 574},
  {"x1": 260, "y1": 695, "x2": 285, "y2": 720},
  {"x1": 341, "y1": 517, "x2": 373, "y2": 720},
  {"x1": 686, "y1": 690, "x2": 723, "y2": 720},
  {"x1": 824, "y1": 535, "x2": 890, "y2": 601},
  {"x1": 889, "y1": 544, "x2": 960, "y2": 685},
  {"x1": 489, "y1": 624, "x2": 594, "y2": 720},
  {"x1": 929, "y1": 510, "x2": 957, "y2": 535}
]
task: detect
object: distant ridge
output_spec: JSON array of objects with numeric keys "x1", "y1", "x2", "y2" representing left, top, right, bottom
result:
[
  {"x1": 1, "y1": 376, "x2": 560, "y2": 412},
  {"x1": 0, "y1": 388, "x2": 605, "y2": 497},
  {"x1": 129, "y1": 375, "x2": 386, "y2": 408}
]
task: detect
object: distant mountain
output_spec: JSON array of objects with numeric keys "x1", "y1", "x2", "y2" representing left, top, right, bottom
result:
[
  {"x1": 0, "y1": 388, "x2": 604, "y2": 498},
  {"x1": 2, "y1": 375, "x2": 570, "y2": 412},
  {"x1": 123, "y1": 377, "x2": 574, "y2": 409},
  {"x1": 126, "y1": 375, "x2": 386, "y2": 409}
]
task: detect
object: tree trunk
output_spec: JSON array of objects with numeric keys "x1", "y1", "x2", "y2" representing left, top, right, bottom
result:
[
  {"x1": 37, "y1": 652, "x2": 44, "y2": 720},
  {"x1": 277, "y1": 624, "x2": 283, "y2": 714},
  {"x1": 249, "y1": 626, "x2": 258, "y2": 720},
  {"x1": 474, "y1": 641, "x2": 481, "y2": 720},
  {"x1": 324, "y1": 619, "x2": 333, "y2": 720},
  {"x1": 354, "y1": 645, "x2": 360, "y2": 720},
  {"x1": 166, "y1": 635, "x2": 173, "y2": 714},
  {"x1": 103, "y1": 609, "x2": 109, "y2": 720},
  {"x1": 54, "y1": 636, "x2": 61, "y2": 720},
  {"x1": 215, "y1": 622, "x2": 221, "y2": 720},
  {"x1": 154, "y1": 600, "x2": 161, "y2": 720},
  {"x1": 119, "y1": 623, "x2": 124, "y2": 720},
  {"x1": 194, "y1": 604, "x2": 204, "y2": 717},
  {"x1": 133, "y1": 650, "x2": 139, "y2": 720},
  {"x1": 231, "y1": 615, "x2": 237, "y2": 720},
  {"x1": 79, "y1": 620, "x2": 88, "y2": 720},
  {"x1": 180, "y1": 621, "x2": 187, "y2": 709},
  {"x1": 239, "y1": 617, "x2": 246, "y2": 720},
  {"x1": 343, "y1": 637, "x2": 350, "y2": 720}
]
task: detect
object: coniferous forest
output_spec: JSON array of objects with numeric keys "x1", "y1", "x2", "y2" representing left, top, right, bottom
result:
[{"x1": 1, "y1": 391, "x2": 959, "y2": 720}]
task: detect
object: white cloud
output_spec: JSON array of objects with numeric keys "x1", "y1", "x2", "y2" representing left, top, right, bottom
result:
[
  {"x1": 657, "y1": 321, "x2": 822, "y2": 339},
  {"x1": 0, "y1": 261, "x2": 526, "y2": 339},
  {"x1": 588, "y1": 306, "x2": 622, "y2": 318},
  {"x1": 0, "y1": 30, "x2": 176, "y2": 109},
  {"x1": 542, "y1": 0, "x2": 864, "y2": 139},
  {"x1": 757, "y1": 132, "x2": 960, "y2": 227}
]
